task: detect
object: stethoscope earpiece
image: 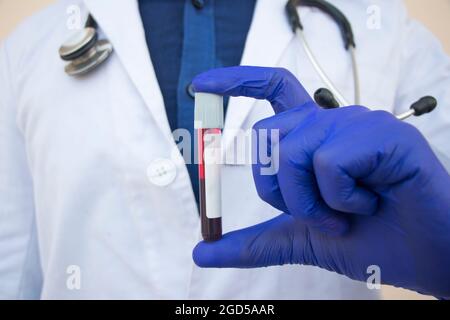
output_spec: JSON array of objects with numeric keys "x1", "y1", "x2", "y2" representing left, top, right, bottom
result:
[
  {"x1": 396, "y1": 96, "x2": 438, "y2": 120},
  {"x1": 316, "y1": 87, "x2": 438, "y2": 121},
  {"x1": 59, "y1": 15, "x2": 113, "y2": 76},
  {"x1": 314, "y1": 88, "x2": 340, "y2": 109}
]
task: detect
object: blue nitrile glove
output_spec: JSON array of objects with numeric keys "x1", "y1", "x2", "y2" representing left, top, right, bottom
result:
[{"x1": 192, "y1": 66, "x2": 450, "y2": 298}]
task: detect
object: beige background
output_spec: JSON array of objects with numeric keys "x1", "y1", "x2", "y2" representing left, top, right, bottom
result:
[{"x1": 0, "y1": 0, "x2": 449, "y2": 300}]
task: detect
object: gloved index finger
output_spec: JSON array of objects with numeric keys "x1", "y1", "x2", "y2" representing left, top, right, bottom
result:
[{"x1": 192, "y1": 66, "x2": 314, "y2": 114}]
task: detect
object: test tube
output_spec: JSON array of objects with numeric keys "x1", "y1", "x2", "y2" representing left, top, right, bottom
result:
[{"x1": 195, "y1": 93, "x2": 224, "y2": 242}]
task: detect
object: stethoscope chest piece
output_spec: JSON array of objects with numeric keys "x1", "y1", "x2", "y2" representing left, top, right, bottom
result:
[{"x1": 59, "y1": 26, "x2": 113, "y2": 76}]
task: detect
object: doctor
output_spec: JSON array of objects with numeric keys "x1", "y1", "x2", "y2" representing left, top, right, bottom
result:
[{"x1": 0, "y1": 0, "x2": 449, "y2": 299}]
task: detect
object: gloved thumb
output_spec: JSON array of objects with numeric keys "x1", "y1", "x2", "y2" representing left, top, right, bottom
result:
[
  {"x1": 192, "y1": 66, "x2": 314, "y2": 114},
  {"x1": 193, "y1": 214, "x2": 308, "y2": 268}
]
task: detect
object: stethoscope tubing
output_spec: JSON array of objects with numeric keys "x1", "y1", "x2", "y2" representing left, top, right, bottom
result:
[{"x1": 295, "y1": 28, "x2": 357, "y2": 106}]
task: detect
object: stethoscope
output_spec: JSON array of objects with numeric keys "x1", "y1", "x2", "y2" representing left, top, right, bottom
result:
[
  {"x1": 58, "y1": 15, "x2": 113, "y2": 76},
  {"x1": 59, "y1": 0, "x2": 437, "y2": 120}
]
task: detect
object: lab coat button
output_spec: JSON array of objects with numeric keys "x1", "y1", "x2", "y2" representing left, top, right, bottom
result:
[
  {"x1": 192, "y1": 0, "x2": 205, "y2": 10},
  {"x1": 147, "y1": 159, "x2": 177, "y2": 187},
  {"x1": 186, "y1": 83, "x2": 195, "y2": 99}
]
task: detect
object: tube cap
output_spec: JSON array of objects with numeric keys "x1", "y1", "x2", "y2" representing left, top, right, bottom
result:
[{"x1": 194, "y1": 93, "x2": 224, "y2": 129}]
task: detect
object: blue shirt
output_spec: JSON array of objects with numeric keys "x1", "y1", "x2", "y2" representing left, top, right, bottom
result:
[{"x1": 138, "y1": 0, "x2": 256, "y2": 203}]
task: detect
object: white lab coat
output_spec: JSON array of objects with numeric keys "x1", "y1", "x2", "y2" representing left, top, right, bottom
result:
[{"x1": 0, "y1": 0, "x2": 449, "y2": 300}]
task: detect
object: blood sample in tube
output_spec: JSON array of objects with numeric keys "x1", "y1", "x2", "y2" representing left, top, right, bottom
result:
[
  {"x1": 194, "y1": 93, "x2": 224, "y2": 242},
  {"x1": 198, "y1": 128, "x2": 222, "y2": 242}
]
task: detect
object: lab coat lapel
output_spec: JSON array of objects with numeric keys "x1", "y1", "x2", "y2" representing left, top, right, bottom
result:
[
  {"x1": 83, "y1": 0, "x2": 173, "y2": 142},
  {"x1": 223, "y1": 0, "x2": 293, "y2": 151}
]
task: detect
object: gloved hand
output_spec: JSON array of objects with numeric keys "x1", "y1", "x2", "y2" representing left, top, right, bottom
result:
[{"x1": 192, "y1": 66, "x2": 450, "y2": 298}]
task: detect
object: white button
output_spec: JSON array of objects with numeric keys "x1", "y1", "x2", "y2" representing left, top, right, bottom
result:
[{"x1": 147, "y1": 158, "x2": 177, "y2": 187}]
